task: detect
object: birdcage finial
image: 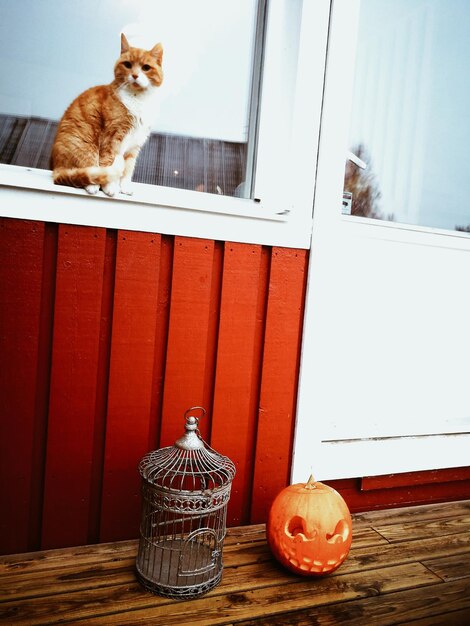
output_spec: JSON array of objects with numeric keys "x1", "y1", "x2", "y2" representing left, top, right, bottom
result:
[{"x1": 174, "y1": 406, "x2": 206, "y2": 450}]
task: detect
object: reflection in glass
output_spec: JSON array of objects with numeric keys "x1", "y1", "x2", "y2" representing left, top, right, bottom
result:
[
  {"x1": 344, "y1": 0, "x2": 470, "y2": 232},
  {"x1": 0, "y1": 0, "x2": 263, "y2": 198}
]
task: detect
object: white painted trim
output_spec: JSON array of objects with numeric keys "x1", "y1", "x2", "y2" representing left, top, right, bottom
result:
[
  {"x1": 0, "y1": 168, "x2": 306, "y2": 248},
  {"x1": 292, "y1": 433, "x2": 470, "y2": 482},
  {"x1": 292, "y1": 0, "x2": 470, "y2": 481},
  {"x1": 0, "y1": 1, "x2": 331, "y2": 249},
  {"x1": 0, "y1": 165, "x2": 283, "y2": 221}
]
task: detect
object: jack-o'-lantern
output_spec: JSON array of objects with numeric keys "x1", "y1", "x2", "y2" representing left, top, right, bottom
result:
[{"x1": 267, "y1": 476, "x2": 352, "y2": 576}]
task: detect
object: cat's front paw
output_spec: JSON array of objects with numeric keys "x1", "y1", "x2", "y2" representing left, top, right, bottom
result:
[
  {"x1": 120, "y1": 181, "x2": 134, "y2": 196},
  {"x1": 85, "y1": 184, "x2": 100, "y2": 195},
  {"x1": 102, "y1": 181, "x2": 120, "y2": 197}
]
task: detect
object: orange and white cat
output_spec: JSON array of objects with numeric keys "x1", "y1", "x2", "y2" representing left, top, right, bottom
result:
[{"x1": 51, "y1": 34, "x2": 163, "y2": 196}]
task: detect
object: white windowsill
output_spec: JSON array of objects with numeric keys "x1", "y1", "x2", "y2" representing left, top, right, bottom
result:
[{"x1": 0, "y1": 164, "x2": 312, "y2": 248}]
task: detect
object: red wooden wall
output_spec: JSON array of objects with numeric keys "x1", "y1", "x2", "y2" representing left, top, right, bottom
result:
[
  {"x1": 0, "y1": 218, "x2": 308, "y2": 555},
  {"x1": 2, "y1": 217, "x2": 469, "y2": 557}
]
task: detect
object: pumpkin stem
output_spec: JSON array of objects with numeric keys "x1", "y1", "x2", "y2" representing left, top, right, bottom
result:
[{"x1": 305, "y1": 474, "x2": 316, "y2": 490}]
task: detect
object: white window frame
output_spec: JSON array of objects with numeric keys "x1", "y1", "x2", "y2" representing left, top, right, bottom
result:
[{"x1": 0, "y1": 1, "x2": 330, "y2": 248}]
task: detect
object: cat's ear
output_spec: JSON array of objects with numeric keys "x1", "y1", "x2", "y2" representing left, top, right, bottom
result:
[
  {"x1": 150, "y1": 43, "x2": 163, "y2": 66},
  {"x1": 121, "y1": 33, "x2": 130, "y2": 54}
]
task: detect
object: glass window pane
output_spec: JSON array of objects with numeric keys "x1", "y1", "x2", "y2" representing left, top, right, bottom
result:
[
  {"x1": 0, "y1": 0, "x2": 262, "y2": 198},
  {"x1": 344, "y1": 0, "x2": 470, "y2": 232}
]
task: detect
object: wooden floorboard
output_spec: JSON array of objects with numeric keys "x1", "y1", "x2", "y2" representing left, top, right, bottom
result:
[
  {"x1": 354, "y1": 500, "x2": 470, "y2": 526},
  {"x1": 0, "y1": 500, "x2": 469, "y2": 625},
  {"x1": 371, "y1": 514, "x2": 470, "y2": 543},
  {"x1": 422, "y1": 553, "x2": 470, "y2": 582},
  {"x1": 235, "y1": 579, "x2": 470, "y2": 625}
]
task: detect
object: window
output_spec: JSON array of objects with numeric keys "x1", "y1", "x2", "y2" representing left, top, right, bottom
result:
[
  {"x1": 0, "y1": 0, "x2": 261, "y2": 199},
  {"x1": 0, "y1": 0, "x2": 330, "y2": 248},
  {"x1": 343, "y1": 0, "x2": 470, "y2": 234}
]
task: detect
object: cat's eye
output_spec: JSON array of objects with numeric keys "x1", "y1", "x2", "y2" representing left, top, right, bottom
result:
[
  {"x1": 142, "y1": 64, "x2": 151, "y2": 72},
  {"x1": 122, "y1": 61, "x2": 132, "y2": 69}
]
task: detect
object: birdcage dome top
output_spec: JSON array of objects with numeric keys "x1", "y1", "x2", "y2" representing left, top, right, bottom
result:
[{"x1": 138, "y1": 408, "x2": 236, "y2": 493}]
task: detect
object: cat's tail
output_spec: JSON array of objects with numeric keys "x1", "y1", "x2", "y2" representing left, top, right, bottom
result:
[{"x1": 53, "y1": 156, "x2": 125, "y2": 189}]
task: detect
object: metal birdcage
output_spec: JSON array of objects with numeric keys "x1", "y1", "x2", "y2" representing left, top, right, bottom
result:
[{"x1": 135, "y1": 407, "x2": 236, "y2": 599}]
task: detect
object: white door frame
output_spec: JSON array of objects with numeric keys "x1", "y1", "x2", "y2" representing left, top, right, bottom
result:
[{"x1": 292, "y1": 0, "x2": 470, "y2": 483}]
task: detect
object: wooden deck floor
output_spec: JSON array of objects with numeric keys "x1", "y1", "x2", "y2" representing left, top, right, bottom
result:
[{"x1": 1, "y1": 500, "x2": 469, "y2": 625}]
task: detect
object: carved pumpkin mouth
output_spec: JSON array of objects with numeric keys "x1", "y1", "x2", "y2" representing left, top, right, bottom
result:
[{"x1": 281, "y1": 515, "x2": 351, "y2": 573}]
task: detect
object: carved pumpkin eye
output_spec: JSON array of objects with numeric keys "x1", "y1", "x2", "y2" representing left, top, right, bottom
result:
[
  {"x1": 326, "y1": 518, "x2": 351, "y2": 544},
  {"x1": 286, "y1": 516, "x2": 317, "y2": 540},
  {"x1": 286, "y1": 516, "x2": 305, "y2": 537},
  {"x1": 123, "y1": 61, "x2": 132, "y2": 69}
]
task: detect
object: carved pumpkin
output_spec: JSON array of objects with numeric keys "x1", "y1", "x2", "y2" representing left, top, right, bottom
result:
[{"x1": 267, "y1": 476, "x2": 352, "y2": 576}]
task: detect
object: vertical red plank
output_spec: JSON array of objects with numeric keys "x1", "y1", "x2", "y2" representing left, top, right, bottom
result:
[
  {"x1": 211, "y1": 242, "x2": 269, "y2": 526},
  {"x1": 148, "y1": 235, "x2": 173, "y2": 448},
  {"x1": 100, "y1": 231, "x2": 162, "y2": 542},
  {"x1": 250, "y1": 248, "x2": 308, "y2": 523},
  {"x1": 160, "y1": 237, "x2": 221, "y2": 446},
  {"x1": 29, "y1": 223, "x2": 58, "y2": 550},
  {"x1": 0, "y1": 219, "x2": 45, "y2": 554},
  {"x1": 87, "y1": 230, "x2": 117, "y2": 544},
  {"x1": 41, "y1": 225, "x2": 107, "y2": 549}
]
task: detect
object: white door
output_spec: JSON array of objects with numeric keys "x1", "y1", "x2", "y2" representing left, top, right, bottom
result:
[{"x1": 293, "y1": 0, "x2": 470, "y2": 482}]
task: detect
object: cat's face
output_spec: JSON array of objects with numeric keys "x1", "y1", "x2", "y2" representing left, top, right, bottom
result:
[{"x1": 115, "y1": 34, "x2": 163, "y2": 92}]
